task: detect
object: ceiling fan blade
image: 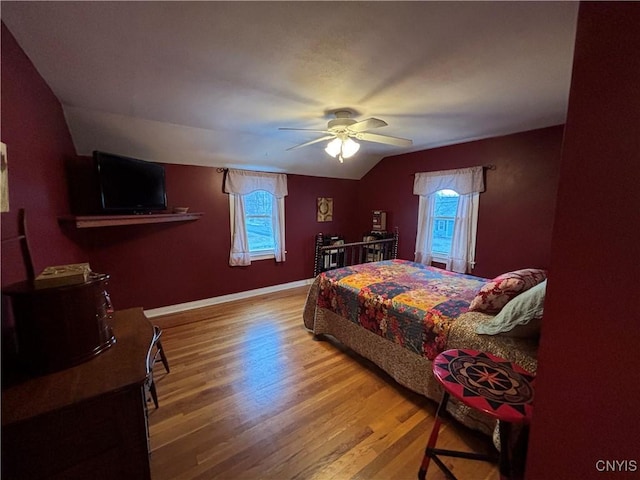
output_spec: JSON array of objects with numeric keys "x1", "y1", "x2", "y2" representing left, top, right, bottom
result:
[
  {"x1": 348, "y1": 117, "x2": 388, "y2": 133},
  {"x1": 356, "y1": 132, "x2": 413, "y2": 147},
  {"x1": 279, "y1": 128, "x2": 331, "y2": 133},
  {"x1": 286, "y1": 135, "x2": 335, "y2": 151}
]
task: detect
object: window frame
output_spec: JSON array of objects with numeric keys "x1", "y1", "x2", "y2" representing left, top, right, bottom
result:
[
  {"x1": 413, "y1": 166, "x2": 483, "y2": 273},
  {"x1": 225, "y1": 168, "x2": 287, "y2": 267},
  {"x1": 228, "y1": 192, "x2": 282, "y2": 261},
  {"x1": 430, "y1": 189, "x2": 460, "y2": 260},
  {"x1": 244, "y1": 189, "x2": 276, "y2": 260}
]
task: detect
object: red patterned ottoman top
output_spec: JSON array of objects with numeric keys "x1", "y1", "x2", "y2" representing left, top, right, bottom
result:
[{"x1": 433, "y1": 349, "x2": 534, "y2": 424}]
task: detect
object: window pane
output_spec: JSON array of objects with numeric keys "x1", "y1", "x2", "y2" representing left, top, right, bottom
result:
[
  {"x1": 245, "y1": 190, "x2": 275, "y2": 252},
  {"x1": 431, "y1": 189, "x2": 459, "y2": 255}
]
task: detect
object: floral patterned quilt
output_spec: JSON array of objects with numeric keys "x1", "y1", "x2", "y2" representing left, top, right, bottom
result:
[{"x1": 316, "y1": 259, "x2": 488, "y2": 359}]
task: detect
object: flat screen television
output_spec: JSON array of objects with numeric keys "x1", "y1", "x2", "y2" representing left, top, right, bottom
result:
[{"x1": 94, "y1": 151, "x2": 167, "y2": 214}]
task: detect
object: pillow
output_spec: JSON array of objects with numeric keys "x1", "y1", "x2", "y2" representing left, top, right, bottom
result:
[
  {"x1": 468, "y1": 268, "x2": 547, "y2": 314},
  {"x1": 475, "y1": 280, "x2": 546, "y2": 337}
]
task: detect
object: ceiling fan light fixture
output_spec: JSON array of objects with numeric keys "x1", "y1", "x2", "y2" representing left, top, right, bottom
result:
[
  {"x1": 325, "y1": 137, "x2": 342, "y2": 158},
  {"x1": 341, "y1": 137, "x2": 360, "y2": 158},
  {"x1": 282, "y1": 111, "x2": 411, "y2": 159},
  {"x1": 324, "y1": 136, "x2": 360, "y2": 162}
]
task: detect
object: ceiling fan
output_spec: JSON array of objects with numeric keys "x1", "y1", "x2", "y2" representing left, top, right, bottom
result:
[{"x1": 279, "y1": 110, "x2": 413, "y2": 163}]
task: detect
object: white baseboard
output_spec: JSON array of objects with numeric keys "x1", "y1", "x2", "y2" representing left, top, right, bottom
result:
[{"x1": 144, "y1": 278, "x2": 315, "y2": 318}]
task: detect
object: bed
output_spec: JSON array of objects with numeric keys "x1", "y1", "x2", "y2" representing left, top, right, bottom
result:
[{"x1": 303, "y1": 259, "x2": 541, "y2": 436}]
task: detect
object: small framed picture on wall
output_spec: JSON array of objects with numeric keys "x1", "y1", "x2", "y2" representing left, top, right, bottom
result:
[{"x1": 317, "y1": 197, "x2": 333, "y2": 222}]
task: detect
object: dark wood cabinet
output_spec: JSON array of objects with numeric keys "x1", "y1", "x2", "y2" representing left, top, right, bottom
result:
[
  {"x1": 3, "y1": 273, "x2": 115, "y2": 376},
  {"x1": 1, "y1": 308, "x2": 154, "y2": 479}
]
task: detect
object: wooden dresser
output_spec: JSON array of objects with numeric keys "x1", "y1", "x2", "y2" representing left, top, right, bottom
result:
[
  {"x1": 3, "y1": 273, "x2": 116, "y2": 375},
  {"x1": 1, "y1": 308, "x2": 154, "y2": 479}
]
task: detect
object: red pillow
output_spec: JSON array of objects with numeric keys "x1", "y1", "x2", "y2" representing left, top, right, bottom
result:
[{"x1": 469, "y1": 268, "x2": 547, "y2": 314}]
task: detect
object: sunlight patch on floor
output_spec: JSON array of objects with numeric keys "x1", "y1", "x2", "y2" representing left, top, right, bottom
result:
[{"x1": 235, "y1": 322, "x2": 287, "y2": 415}]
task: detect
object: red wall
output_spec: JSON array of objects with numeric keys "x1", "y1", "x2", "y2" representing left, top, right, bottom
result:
[
  {"x1": 65, "y1": 163, "x2": 359, "y2": 310},
  {"x1": 526, "y1": 3, "x2": 640, "y2": 478},
  {"x1": 5, "y1": 6, "x2": 640, "y2": 475},
  {"x1": 1, "y1": 22, "x2": 360, "y2": 311},
  {"x1": 356, "y1": 126, "x2": 563, "y2": 279},
  {"x1": 1, "y1": 19, "x2": 564, "y2": 315},
  {"x1": 0, "y1": 23, "x2": 86, "y2": 287}
]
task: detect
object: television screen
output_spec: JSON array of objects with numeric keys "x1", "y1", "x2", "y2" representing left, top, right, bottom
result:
[{"x1": 94, "y1": 151, "x2": 167, "y2": 213}]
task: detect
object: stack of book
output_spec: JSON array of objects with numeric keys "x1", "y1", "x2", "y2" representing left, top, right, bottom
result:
[{"x1": 34, "y1": 263, "x2": 92, "y2": 289}]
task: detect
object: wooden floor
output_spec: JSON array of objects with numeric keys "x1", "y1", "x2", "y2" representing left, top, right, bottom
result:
[{"x1": 148, "y1": 286, "x2": 499, "y2": 480}]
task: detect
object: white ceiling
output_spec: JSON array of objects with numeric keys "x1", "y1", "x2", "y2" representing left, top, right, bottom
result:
[{"x1": 1, "y1": 1, "x2": 578, "y2": 180}]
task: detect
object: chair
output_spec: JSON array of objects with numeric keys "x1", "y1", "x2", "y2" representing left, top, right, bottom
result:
[
  {"x1": 1, "y1": 209, "x2": 36, "y2": 380},
  {"x1": 146, "y1": 325, "x2": 170, "y2": 409},
  {"x1": 1, "y1": 208, "x2": 36, "y2": 282}
]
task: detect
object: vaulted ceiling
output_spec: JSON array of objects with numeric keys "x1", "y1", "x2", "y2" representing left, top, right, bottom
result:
[{"x1": 1, "y1": 1, "x2": 578, "y2": 179}]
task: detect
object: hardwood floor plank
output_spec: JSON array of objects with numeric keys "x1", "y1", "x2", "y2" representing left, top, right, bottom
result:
[{"x1": 148, "y1": 286, "x2": 498, "y2": 479}]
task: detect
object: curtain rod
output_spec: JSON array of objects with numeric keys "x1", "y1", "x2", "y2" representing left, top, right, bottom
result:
[{"x1": 411, "y1": 164, "x2": 496, "y2": 176}]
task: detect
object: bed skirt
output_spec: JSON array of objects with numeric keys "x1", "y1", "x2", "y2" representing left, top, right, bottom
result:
[{"x1": 303, "y1": 278, "x2": 538, "y2": 437}]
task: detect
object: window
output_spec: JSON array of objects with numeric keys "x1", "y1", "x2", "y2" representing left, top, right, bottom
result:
[
  {"x1": 413, "y1": 167, "x2": 484, "y2": 273},
  {"x1": 244, "y1": 190, "x2": 275, "y2": 255},
  {"x1": 431, "y1": 189, "x2": 459, "y2": 257},
  {"x1": 224, "y1": 169, "x2": 287, "y2": 266}
]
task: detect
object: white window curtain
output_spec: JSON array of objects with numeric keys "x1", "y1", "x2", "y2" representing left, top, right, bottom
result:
[
  {"x1": 413, "y1": 166, "x2": 484, "y2": 273},
  {"x1": 224, "y1": 169, "x2": 288, "y2": 266}
]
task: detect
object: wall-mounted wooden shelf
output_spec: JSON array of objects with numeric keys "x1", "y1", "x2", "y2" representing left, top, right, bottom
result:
[{"x1": 59, "y1": 213, "x2": 203, "y2": 229}]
